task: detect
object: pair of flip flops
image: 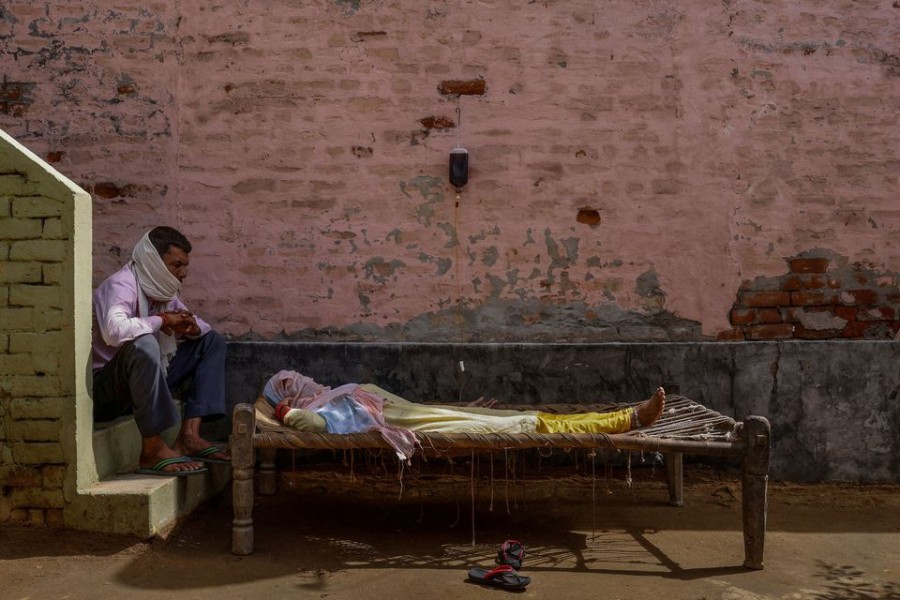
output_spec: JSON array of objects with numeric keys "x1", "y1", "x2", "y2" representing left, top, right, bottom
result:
[
  {"x1": 467, "y1": 540, "x2": 530, "y2": 591},
  {"x1": 135, "y1": 456, "x2": 208, "y2": 477}
]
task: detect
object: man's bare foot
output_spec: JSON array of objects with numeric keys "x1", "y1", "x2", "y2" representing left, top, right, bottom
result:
[
  {"x1": 175, "y1": 417, "x2": 231, "y2": 462},
  {"x1": 633, "y1": 386, "x2": 666, "y2": 428},
  {"x1": 140, "y1": 436, "x2": 204, "y2": 473},
  {"x1": 175, "y1": 435, "x2": 230, "y2": 462}
]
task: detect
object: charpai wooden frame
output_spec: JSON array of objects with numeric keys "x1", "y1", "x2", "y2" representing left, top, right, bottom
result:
[{"x1": 229, "y1": 395, "x2": 770, "y2": 569}]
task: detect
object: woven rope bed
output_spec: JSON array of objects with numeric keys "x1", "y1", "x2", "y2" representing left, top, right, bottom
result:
[{"x1": 230, "y1": 395, "x2": 770, "y2": 569}]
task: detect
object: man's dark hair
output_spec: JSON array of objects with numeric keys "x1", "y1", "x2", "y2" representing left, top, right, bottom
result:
[{"x1": 148, "y1": 226, "x2": 192, "y2": 257}]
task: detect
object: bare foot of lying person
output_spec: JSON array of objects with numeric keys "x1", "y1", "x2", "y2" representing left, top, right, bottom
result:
[{"x1": 633, "y1": 386, "x2": 666, "y2": 428}]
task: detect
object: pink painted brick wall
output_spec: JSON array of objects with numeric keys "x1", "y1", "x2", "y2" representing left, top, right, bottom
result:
[{"x1": 2, "y1": 1, "x2": 898, "y2": 340}]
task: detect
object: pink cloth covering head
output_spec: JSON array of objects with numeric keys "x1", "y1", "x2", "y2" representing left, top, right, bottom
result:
[{"x1": 263, "y1": 370, "x2": 418, "y2": 460}]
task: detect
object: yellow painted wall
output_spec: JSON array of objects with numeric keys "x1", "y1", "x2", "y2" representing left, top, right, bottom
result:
[{"x1": 0, "y1": 128, "x2": 93, "y2": 525}]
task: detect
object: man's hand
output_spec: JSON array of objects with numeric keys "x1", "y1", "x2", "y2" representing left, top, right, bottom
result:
[{"x1": 160, "y1": 311, "x2": 200, "y2": 336}]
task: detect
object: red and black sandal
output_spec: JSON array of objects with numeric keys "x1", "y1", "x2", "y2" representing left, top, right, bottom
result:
[
  {"x1": 467, "y1": 564, "x2": 531, "y2": 590},
  {"x1": 497, "y1": 539, "x2": 526, "y2": 570}
]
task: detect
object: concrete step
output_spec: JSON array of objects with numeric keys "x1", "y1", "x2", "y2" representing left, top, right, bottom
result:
[
  {"x1": 68, "y1": 463, "x2": 232, "y2": 537},
  {"x1": 85, "y1": 406, "x2": 233, "y2": 537}
]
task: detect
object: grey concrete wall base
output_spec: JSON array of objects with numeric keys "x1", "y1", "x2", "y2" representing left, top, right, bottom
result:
[{"x1": 225, "y1": 340, "x2": 900, "y2": 483}]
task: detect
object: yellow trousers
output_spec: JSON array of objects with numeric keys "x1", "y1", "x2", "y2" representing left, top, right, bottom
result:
[{"x1": 535, "y1": 408, "x2": 633, "y2": 434}]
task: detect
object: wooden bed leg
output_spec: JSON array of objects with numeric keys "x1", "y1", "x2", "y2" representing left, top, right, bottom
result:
[
  {"x1": 665, "y1": 452, "x2": 684, "y2": 507},
  {"x1": 741, "y1": 416, "x2": 770, "y2": 570},
  {"x1": 231, "y1": 403, "x2": 256, "y2": 555},
  {"x1": 259, "y1": 447, "x2": 277, "y2": 495}
]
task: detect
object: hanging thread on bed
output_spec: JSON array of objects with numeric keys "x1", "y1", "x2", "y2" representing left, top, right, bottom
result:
[
  {"x1": 488, "y1": 451, "x2": 495, "y2": 512},
  {"x1": 450, "y1": 498, "x2": 461, "y2": 528},
  {"x1": 625, "y1": 451, "x2": 633, "y2": 489},
  {"x1": 504, "y1": 448, "x2": 511, "y2": 515},
  {"x1": 470, "y1": 449, "x2": 476, "y2": 547},
  {"x1": 512, "y1": 450, "x2": 519, "y2": 510},
  {"x1": 590, "y1": 450, "x2": 597, "y2": 540}
]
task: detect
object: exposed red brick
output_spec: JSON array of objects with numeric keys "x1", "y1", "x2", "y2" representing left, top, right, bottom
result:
[
  {"x1": 833, "y1": 306, "x2": 857, "y2": 321},
  {"x1": 757, "y1": 308, "x2": 782, "y2": 324},
  {"x1": 45, "y1": 151, "x2": 63, "y2": 164},
  {"x1": 789, "y1": 257, "x2": 830, "y2": 273},
  {"x1": 791, "y1": 290, "x2": 839, "y2": 306},
  {"x1": 743, "y1": 291, "x2": 791, "y2": 308},
  {"x1": 716, "y1": 328, "x2": 745, "y2": 341},
  {"x1": 730, "y1": 308, "x2": 757, "y2": 326},
  {"x1": 794, "y1": 325, "x2": 840, "y2": 340},
  {"x1": 745, "y1": 323, "x2": 794, "y2": 340},
  {"x1": 844, "y1": 289, "x2": 879, "y2": 305},
  {"x1": 420, "y1": 116, "x2": 456, "y2": 130},
  {"x1": 781, "y1": 276, "x2": 802, "y2": 291},
  {"x1": 576, "y1": 208, "x2": 601, "y2": 227},
  {"x1": 782, "y1": 274, "x2": 825, "y2": 291},
  {"x1": 841, "y1": 320, "x2": 878, "y2": 338},
  {"x1": 438, "y1": 79, "x2": 486, "y2": 96},
  {"x1": 93, "y1": 182, "x2": 121, "y2": 199}
]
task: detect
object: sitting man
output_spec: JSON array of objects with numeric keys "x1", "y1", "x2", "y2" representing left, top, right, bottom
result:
[
  {"x1": 92, "y1": 226, "x2": 228, "y2": 476},
  {"x1": 264, "y1": 370, "x2": 667, "y2": 460}
]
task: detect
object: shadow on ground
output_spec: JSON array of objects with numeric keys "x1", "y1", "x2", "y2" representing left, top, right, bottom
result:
[{"x1": 2, "y1": 467, "x2": 899, "y2": 600}]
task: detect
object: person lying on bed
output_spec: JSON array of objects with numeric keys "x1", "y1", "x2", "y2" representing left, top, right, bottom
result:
[{"x1": 263, "y1": 370, "x2": 666, "y2": 460}]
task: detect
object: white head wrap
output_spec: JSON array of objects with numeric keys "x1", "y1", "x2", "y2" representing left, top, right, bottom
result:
[
  {"x1": 131, "y1": 231, "x2": 183, "y2": 373},
  {"x1": 132, "y1": 231, "x2": 182, "y2": 302}
]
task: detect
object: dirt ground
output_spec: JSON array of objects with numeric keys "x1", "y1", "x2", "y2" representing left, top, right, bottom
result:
[{"x1": 2, "y1": 463, "x2": 899, "y2": 600}]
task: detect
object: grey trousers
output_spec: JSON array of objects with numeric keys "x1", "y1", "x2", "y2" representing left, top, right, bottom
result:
[{"x1": 92, "y1": 331, "x2": 227, "y2": 437}]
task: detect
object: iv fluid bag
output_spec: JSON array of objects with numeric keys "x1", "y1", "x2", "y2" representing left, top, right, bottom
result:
[{"x1": 449, "y1": 147, "x2": 469, "y2": 188}]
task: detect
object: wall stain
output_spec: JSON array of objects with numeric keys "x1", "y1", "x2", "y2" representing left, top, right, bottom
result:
[
  {"x1": 417, "y1": 251, "x2": 451, "y2": 276},
  {"x1": 334, "y1": 0, "x2": 361, "y2": 15},
  {"x1": 437, "y1": 222, "x2": 458, "y2": 248},
  {"x1": 363, "y1": 256, "x2": 406, "y2": 284},
  {"x1": 543, "y1": 228, "x2": 579, "y2": 286},
  {"x1": 481, "y1": 245, "x2": 499, "y2": 267},
  {"x1": 400, "y1": 175, "x2": 444, "y2": 227},
  {"x1": 253, "y1": 298, "x2": 703, "y2": 343}
]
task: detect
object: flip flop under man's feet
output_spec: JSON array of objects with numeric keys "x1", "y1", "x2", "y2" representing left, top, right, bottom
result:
[{"x1": 135, "y1": 456, "x2": 208, "y2": 477}]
